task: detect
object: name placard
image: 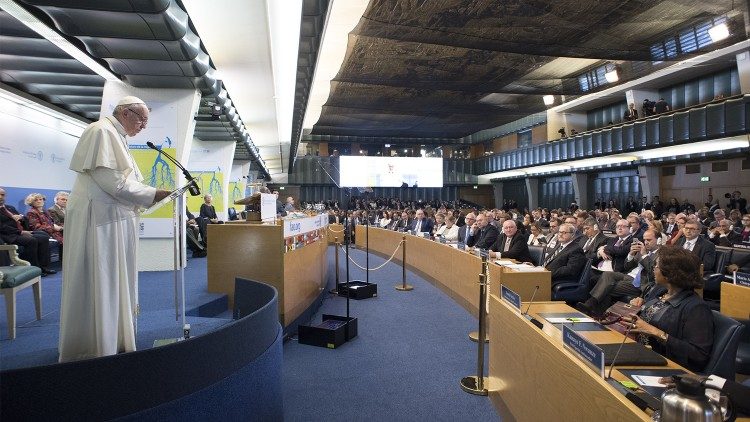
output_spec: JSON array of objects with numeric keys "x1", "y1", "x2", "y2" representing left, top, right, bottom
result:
[
  {"x1": 562, "y1": 325, "x2": 605, "y2": 378},
  {"x1": 735, "y1": 271, "x2": 750, "y2": 287},
  {"x1": 500, "y1": 284, "x2": 521, "y2": 311},
  {"x1": 283, "y1": 214, "x2": 328, "y2": 238}
]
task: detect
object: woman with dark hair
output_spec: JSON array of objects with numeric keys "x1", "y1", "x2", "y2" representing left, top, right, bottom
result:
[{"x1": 621, "y1": 246, "x2": 714, "y2": 372}]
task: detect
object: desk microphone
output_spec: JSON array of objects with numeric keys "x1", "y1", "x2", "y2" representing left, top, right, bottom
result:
[
  {"x1": 146, "y1": 141, "x2": 200, "y2": 196},
  {"x1": 607, "y1": 323, "x2": 633, "y2": 379},
  {"x1": 603, "y1": 323, "x2": 661, "y2": 411},
  {"x1": 522, "y1": 286, "x2": 543, "y2": 329}
]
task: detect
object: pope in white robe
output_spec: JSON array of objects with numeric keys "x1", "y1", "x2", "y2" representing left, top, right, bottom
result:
[{"x1": 59, "y1": 96, "x2": 170, "y2": 362}]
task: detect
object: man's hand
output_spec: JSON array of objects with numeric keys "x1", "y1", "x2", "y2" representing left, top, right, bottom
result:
[
  {"x1": 154, "y1": 190, "x2": 171, "y2": 202},
  {"x1": 629, "y1": 297, "x2": 644, "y2": 307},
  {"x1": 11, "y1": 214, "x2": 23, "y2": 222}
]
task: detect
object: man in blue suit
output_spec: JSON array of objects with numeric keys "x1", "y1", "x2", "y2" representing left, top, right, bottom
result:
[{"x1": 410, "y1": 209, "x2": 433, "y2": 235}]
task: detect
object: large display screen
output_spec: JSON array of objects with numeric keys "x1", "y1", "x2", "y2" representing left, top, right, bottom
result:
[{"x1": 339, "y1": 156, "x2": 443, "y2": 187}]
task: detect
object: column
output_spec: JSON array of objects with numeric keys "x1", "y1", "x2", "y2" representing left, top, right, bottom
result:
[
  {"x1": 525, "y1": 177, "x2": 539, "y2": 210},
  {"x1": 493, "y1": 182, "x2": 504, "y2": 209},
  {"x1": 100, "y1": 80, "x2": 201, "y2": 271},
  {"x1": 570, "y1": 172, "x2": 589, "y2": 210},
  {"x1": 736, "y1": 51, "x2": 750, "y2": 94}
]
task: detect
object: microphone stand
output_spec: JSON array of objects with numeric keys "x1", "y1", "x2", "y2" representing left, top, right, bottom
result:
[{"x1": 145, "y1": 141, "x2": 200, "y2": 342}]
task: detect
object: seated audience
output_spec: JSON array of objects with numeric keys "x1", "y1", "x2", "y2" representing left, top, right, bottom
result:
[
  {"x1": 431, "y1": 212, "x2": 445, "y2": 235},
  {"x1": 394, "y1": 211, "x2": 412, "y2": 231},
  {"x1": 489, "y1": 220, "x2": 531, "y2": 262},
  {"x1": 576, "y1": 229, "x2": 662, "y2": 317},
  {"x1": 48, "y1": 191, "x2": 68, "y2": 226},
  {"x1": 666, "y1": 213, "x2": 687, "y2": 245},
  {"x1": 436, "y1": 215, "x2": 459, "y2": 241},
  {"x1": 284, "y1": 196, "x2": 296, "y2": 213},
  {"x1": 467, "y1": 213, "x2": 499, "y2": 250},
  {"x1": 379, "y1": 211, "x2": 392, "y2": 228},
  {"x1": 627, "y1": 214, "x2": 645, "y2": 240},
  {"x1": 676, "y1": 219, "x2": 716, "y2": 270},
  {"x1": 543, "y1": 223, "x2": 586, "y2": 285},
  {"x1": 25, "y1": 193, "x2": 64, "y2": 245},
  {"x1": 545, "y1": 217, "x2": 562, "y2": 249},
  {"x1": 620, "y1": 246, "x2": 713, "y2": 372},
  {"x1": 526, "y1": 222, "x2": 546, "y2": 246},
  {"x1": 663, "y1": 213, "x2": 678, "y2": 236},
  {"x1": 0, "y1": 187, "x2": 54, "y2": 275},
  {"x1": 186, "y1": 207, "x2": 207, "y2": 257},
  {"x1": 646, "y1": 219, "x2": 669, "y2": 245},
  {"x1": 738, "y1": 213, "x2": 750, "y2": 243}
]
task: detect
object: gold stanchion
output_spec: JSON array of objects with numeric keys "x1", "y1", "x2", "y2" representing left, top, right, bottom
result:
[
  {"x1": 469, "y1": 258, "x2": 490, "y2": 342},
  {"x1": 395, "y1": 236, "x2": 413, "y2": 291},
  {"x1": 461, "y1": 257, "x2": 489, "y2": 396},
  {"x1": 329, "y1": 237, "x2": 340, "y2": 294}
]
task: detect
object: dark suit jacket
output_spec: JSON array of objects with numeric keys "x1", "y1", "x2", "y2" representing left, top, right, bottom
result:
[
  {"x1": 467, "y1": 224, "x2": 499, "y2": 250},
  {"x1": 490, "y1": 234, "x2": 531, "y2": 263},
  {"x1": 0, "y1": 205, "x2": 25, "y2": 242},
  {"x1": 708, "y1": 231, "x2": 742, "y2": 247},
  {"x1": 677, "y1": 236, "x2": 716, "y2": 271},
  {"x1": 623, "y1": 251, "x2": 658, "y2": 294},
  {"x1": 603, "y1": 235, "x2": 634, "y2": 273},
  {"x1": 545, "y1": 241, "x2": 587, "y2": 284},
  {"x1": 410, "y1": 218, "x2": 434, "y2": 234},
  {"x1": 641, "y1": 290, "x2": 713, "y2": 372},
  {"x1": 581, "y1": 232, "x2": 608, "y2": 263},
  {"x1": 457, "y1": 225, "x2": 472, "y2": 244}
]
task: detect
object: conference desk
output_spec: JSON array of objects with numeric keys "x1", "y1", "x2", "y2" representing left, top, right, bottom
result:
[
  {"x1": 488, "y1": 297, "x2": 687, "y2": 421},
  {"x1": 207, "y1": 216, "x2": 328, "y2": 326},
  {"x1": 354, "y1": 226, "x2": 551, "y2": 314},
  {"x1": 721, "y1": 282, "x2": 750, "y2": 320}
]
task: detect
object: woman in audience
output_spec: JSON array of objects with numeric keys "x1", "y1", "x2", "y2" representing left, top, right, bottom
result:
[
  {"x1": 667, "y1": 213, "x2": 687, "y2": 245},
  {"x1": 432, "y1": 212, "x2": 446, "y2": 236},
  {"x1": 25, "y1": 193, "x2": 63, "y2": 244},
  {"x1": 436, "y1": 215, "x2": 459, "y2": 241},
  {"x1": 647, "y1": 219, "x2": 669, "y2": 245},
  {"x1": 621, "y1": 246, "x2": 713, "y2": 372},
  {"x1": 526, "y1": 222, "x2": 546, "y2": 246},
  {"x1": 379, "y1": 211, "x2": 391, "y2": 228}
]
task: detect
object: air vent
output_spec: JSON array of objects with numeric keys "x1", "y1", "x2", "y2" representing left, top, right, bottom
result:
[
  {"x1": 742, "y1": 158, "x2": 750, "y2": 170},
  {"x1": 662, "y1": 166, "x2": 676, "y2": 176},
  {"x1": 711, "y1": 161, "x2": 728, "y2": 172}
]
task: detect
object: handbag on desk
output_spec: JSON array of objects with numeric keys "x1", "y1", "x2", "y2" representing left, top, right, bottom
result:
[{"x1": 600, "y1": 301, "x2": 642, "y2": 338}]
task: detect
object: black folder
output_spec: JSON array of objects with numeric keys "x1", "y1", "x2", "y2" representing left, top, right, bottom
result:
[{"x1": 598, "y1": 342, "x2": 668, "y2": 366}]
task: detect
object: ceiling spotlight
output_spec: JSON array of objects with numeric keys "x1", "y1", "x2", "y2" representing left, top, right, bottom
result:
[
  {"x1": 605, "y1": 69, "x2": 619, "y2": 83},
  {"x1": 708, "y1": 22, "x2": 730, "y2": 42},
  {"x1": 543, "y1": 95, "x2": 555, "y2": 106}
]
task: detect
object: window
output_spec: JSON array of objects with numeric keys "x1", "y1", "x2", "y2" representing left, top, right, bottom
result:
[
  {"x1": 517, "y1": 130, "x2": 532, "y2": 148},
  {"x1": 578, "y1": 63, "x2": 617, "y2": 92},
  {"x1": 741, "y1": 158, "x2": 750, "y2": 170},
  {"x1": 685, "y1": 164, "x2": 701, "y2": 174},
  {"x1": 711, "y1": 161, "x2": 728, "y2": 172},
  {"x1": 651, "y1": 16, "x2": 728, "y2": 64},
  {"x1": 662, "y1": 166, "x2": 676, "y2": 176}
]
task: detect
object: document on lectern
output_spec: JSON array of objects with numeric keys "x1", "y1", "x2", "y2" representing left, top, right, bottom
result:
[{"x1": 142, "y1": 181, "x2": 196, "y2": 215}]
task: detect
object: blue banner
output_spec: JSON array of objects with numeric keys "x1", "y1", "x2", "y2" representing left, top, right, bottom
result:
[
  {"x1": 562, "y1": 325, "x2": 605, "y2": 378},
  {"x1": 501, "y1": 284, "x2": 521, "y2": 310},
  {"x1": 736, "y1": 271, "x2": 750, "y2": 287}
]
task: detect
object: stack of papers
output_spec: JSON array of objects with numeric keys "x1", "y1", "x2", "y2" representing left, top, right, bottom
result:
[
  {"x1": 546, "y1": 317, "x2": 597, "y2": 324},
  {"x1": 503, "y1": 263, "x2": 547, "y2": 272}
]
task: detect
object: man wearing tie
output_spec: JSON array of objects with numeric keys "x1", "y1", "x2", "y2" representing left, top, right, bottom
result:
[
  {"x1": 580, "y1": 218, "x2": 608, "y2": 263},
  {"x1": 466, "y1": 213, "x2": 499, "y2": 250},
  {"x1": 489, "y1": 219, "x2": 531, "y2": 262},
  {"x1": 664, "y1": 213, "x2": 677, "y2": 236},
  {"x1": 543, "y1": 223, "x2": 587, "y2": 285},
  {"x1": 576, "y1": 229, "x2": 661, "y2": 317},
  {"x1": 677, "y1": 219, "x2": 716, "y2": 270},
  {"x1": 410, "y1": 209, "x2": 433, "y2": 235},
  {"x1": 596, "y1": 219, "x2": 633, "y2": 272},
  {"x1": 457, "y1": 212, "x2": 476, "y2": 244}
]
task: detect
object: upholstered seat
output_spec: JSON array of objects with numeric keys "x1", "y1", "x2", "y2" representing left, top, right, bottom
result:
[
  {"x1": 0, "y1": 244, "x2": 43, "y2": 339},
  {"x1": 702, "y1": 311, "x2": 744, "y2": 381}
]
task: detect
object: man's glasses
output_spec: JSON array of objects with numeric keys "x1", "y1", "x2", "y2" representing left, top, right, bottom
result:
[{"x1": 127, "y1": 108, "x2": 148, "y2": 125}]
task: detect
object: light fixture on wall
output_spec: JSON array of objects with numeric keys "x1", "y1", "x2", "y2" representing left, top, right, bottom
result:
[
  {"x1": 605, "y1": 69, "x2": 619, "y2": 83},
  {"x1": 543, "y1": 95, "x2": 555, "y2": 106},
  {"x1": 708, "y1": 22, "x2": 730, "y2": 42}
]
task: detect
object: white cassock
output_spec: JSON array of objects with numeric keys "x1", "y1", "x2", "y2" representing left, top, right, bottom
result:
[{"x1": 58, "y1": 115, "x2": 156, "y2": 362}]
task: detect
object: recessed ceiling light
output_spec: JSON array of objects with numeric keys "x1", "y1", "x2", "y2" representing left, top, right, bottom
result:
[
  {"x1": 708, "y1": 23, "x2": 730, "y2": 42},
  {"x1": 543, "y1": 95, "x2": 555, "y2": 106}
]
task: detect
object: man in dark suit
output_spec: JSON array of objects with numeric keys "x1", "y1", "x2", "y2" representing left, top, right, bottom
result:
[
  {"x1": 394, "y1": 211, "x2": 412, "y2": 231},
  {"x1": 576, "y1": 229, "x2": 661, "y2": 317},
  {"x1": 467, "y1": 213, "x2": 499, "y2": 250},
  {"x1": 457, "y1": 212, "x2": 476, "y2": 244},
  {"x1": 580, "y1": 218, "x2": 609, "y2": 263},
  {"x1": 543, "y1": 223, "x2": 587, "y2": 285},
  {"x1": 409, "y1": 209, "x2": 433, "y2": 234},
  {"x1": 0, "y1": 187, "x2": 53, "y2": 274},
  {"x1": 596, "y1": 219, "x2": 634, "y2": 273},
  {"x1": 707, "y1": 218, "x2": 742, "y2": 246},
  {"x1": 489, "y1": 219, "x2": 531, "y2": 263},
  {"x1": 627, "y1": 215, "x2": 646, "y2": 241},
  {"x1": 664, "y1": 213, "x2": 678, "y2": 236},
  {"x1": 677, "y1": 219, "x2": 716, "y2": 271}
]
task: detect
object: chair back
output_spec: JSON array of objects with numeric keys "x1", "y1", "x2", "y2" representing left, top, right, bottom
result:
[
  {"x1": 528, "y1": 245, "x2": 545, "y2": 266},
  {"x1": 227, "y1": 207, "x2": 238, "y2": 221},
  {"x1": 703, "y1": 311, "x2": 744, "y2": 380}
]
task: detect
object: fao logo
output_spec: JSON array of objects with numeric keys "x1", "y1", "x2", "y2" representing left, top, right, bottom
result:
[{"x1": 37, "y1": 150, "x2": 43, "y2": 161}]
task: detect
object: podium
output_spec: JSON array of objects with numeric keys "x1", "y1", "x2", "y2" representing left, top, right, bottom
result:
[{"x1": 143, "y1": 180, "x2": 199, "y2": 339}]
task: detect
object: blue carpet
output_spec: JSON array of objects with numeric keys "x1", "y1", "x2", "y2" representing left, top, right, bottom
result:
[
  {"x1": 0, "y1": 256, "x2": 231, "y2": 370},
  {"x1": 283, "y1": 246, "x2": 497, "y2": 421}
]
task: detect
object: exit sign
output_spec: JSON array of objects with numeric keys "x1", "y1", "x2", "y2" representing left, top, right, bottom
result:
[{"x1": 700, "y1": 176, "x2": 710, "y2": 182}]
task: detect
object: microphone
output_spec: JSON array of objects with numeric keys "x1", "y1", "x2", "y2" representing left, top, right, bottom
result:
[
  {"x1": 522, "y1": 286, "x2": 544, "y2": 329},
  {"x1": 607, "y1": 323, "x2": 634, "y2": 379},
  {"x1": 146, "y1": 141, "x2": 200, "y2": 196}
]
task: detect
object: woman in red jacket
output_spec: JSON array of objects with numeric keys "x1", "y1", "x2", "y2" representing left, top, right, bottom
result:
[{"x1": 25, "y1": 193, "x2": 63, "y2": 244}]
